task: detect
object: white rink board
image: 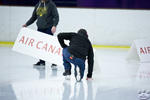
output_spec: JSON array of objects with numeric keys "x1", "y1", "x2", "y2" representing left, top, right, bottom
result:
[{"x1": 12, "y1": 28, "x2": 63, "y2": 65}]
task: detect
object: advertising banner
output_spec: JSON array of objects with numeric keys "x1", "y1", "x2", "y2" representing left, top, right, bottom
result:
[
  {"x1": 13, "y1": 28, "x2": 63, "y2": 65},
  {"x1": 127, "y1": 39, "x2": 150, "y2": 63}
]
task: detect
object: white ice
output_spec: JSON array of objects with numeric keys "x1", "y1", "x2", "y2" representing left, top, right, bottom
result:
[{"x1": 0, "y1": 47, "x2": 150, "y2": 100}]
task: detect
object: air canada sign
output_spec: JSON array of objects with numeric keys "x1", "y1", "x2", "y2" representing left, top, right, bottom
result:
[
  {"x1": 18, "y1": 35, "x2": 62, "y2": 56},
  {"x1": 13, "y1": 28, "x2": 63, "y2": 65},
  {"x1": 140, "y1": 46, "x2": 150, "y2": 55},
  {"x1": 127, "y1": 39, "x2": 150, "y2": 63}
]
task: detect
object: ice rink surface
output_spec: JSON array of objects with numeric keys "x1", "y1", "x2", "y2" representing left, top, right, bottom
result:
[{"x1": 0, "y1": 47, "x2": 150, "y2": 100}]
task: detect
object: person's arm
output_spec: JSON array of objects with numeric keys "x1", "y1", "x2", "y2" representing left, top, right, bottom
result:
[
  {"x1": 51, "y1": 2, "x2": 59, "y2": 33},
  {"x1": 57, "y1": 32, "x2": 75, "y2": 48},
  {"x1": 51, "y1": 2, "x2": 59, "y2": 27},
  {"x1": 25, "y1": 6, "x2": 38, "y2": 26},
  {"x1": 87, "y1": 44, "x2": 94, "y2": 79}
]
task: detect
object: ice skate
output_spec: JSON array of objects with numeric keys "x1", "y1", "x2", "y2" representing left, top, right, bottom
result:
[
  {"x1": 33, "y1": 60, "x2": 45, "y2": 66},
  {"x1": 63, "y1": 70, "x2": 71, "y2": 80},
  {"x1": 51, "y1": 64, "x2": 57, "y2": 70},
  {"x1": 65, "y1": 75, "x2": 71, "y2": 80},
  {"x1": 33, "y1": 61, "x2": 45, "y2": 69}
]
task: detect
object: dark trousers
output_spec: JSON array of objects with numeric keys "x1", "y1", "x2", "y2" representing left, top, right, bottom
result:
[
  {"x1": 37, "y1": 27, "x2": 53, "y2": 63},
  {"x1": 63, "y1": 48, "x2": 85, "y2": 78},
  {"x1": 37, "y1": 28, "x2": 53, "y2": 35}
]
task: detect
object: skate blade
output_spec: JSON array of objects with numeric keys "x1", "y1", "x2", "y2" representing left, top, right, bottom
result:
[
  {"x1": 51, "y1": 67, "x2": 57, "y2": 70},
  {"x1": 33, "y1": 65, "x2": 45, "y2": 69},
  {"x1": 65, "y1": 75, "x2": 71, "y2": 80},
  {"x1": 51, "y1": 65, "x2": 57, "y2": 70},
  {"x1": 76, "y1": 76, "x2": 81, "y2": 82}
]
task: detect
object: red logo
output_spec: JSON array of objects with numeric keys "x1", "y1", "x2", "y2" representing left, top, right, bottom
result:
[
  {"x1": 18, "y1": 35, "x2": 62, "y2": 56},
  {"x1": 140, "y1": 47, "x2": 150, "y2": 54}
]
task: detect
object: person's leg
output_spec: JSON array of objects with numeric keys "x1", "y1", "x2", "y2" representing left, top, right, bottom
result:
[
  {"x1": 35, "y1": 27, "x2": 52, "y2": 66},
  {"x1": 34, "y1": 28, "x2": 47, "y2": 65},
  {"x1": 63, "y1": 48, "x2": 85, "y2": 80},
  {"x1": 44, "y1": 27, "x2": 53, "y2": 35},
  {"x1": 63, "y1": 56, "x2": 71, "y2": 75},
  {"x1": 62, "y1": 48, "x2": 72, "y2": 76},
  {"x1": 43, "y1": 27, "x2": 58, "y2": 68},
  {"x1": 38, "y1": 28, "x2": 52, "y2": 35},
  {"x1": 74, "y1": 58, "x2": 85, "y2": 79}
]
